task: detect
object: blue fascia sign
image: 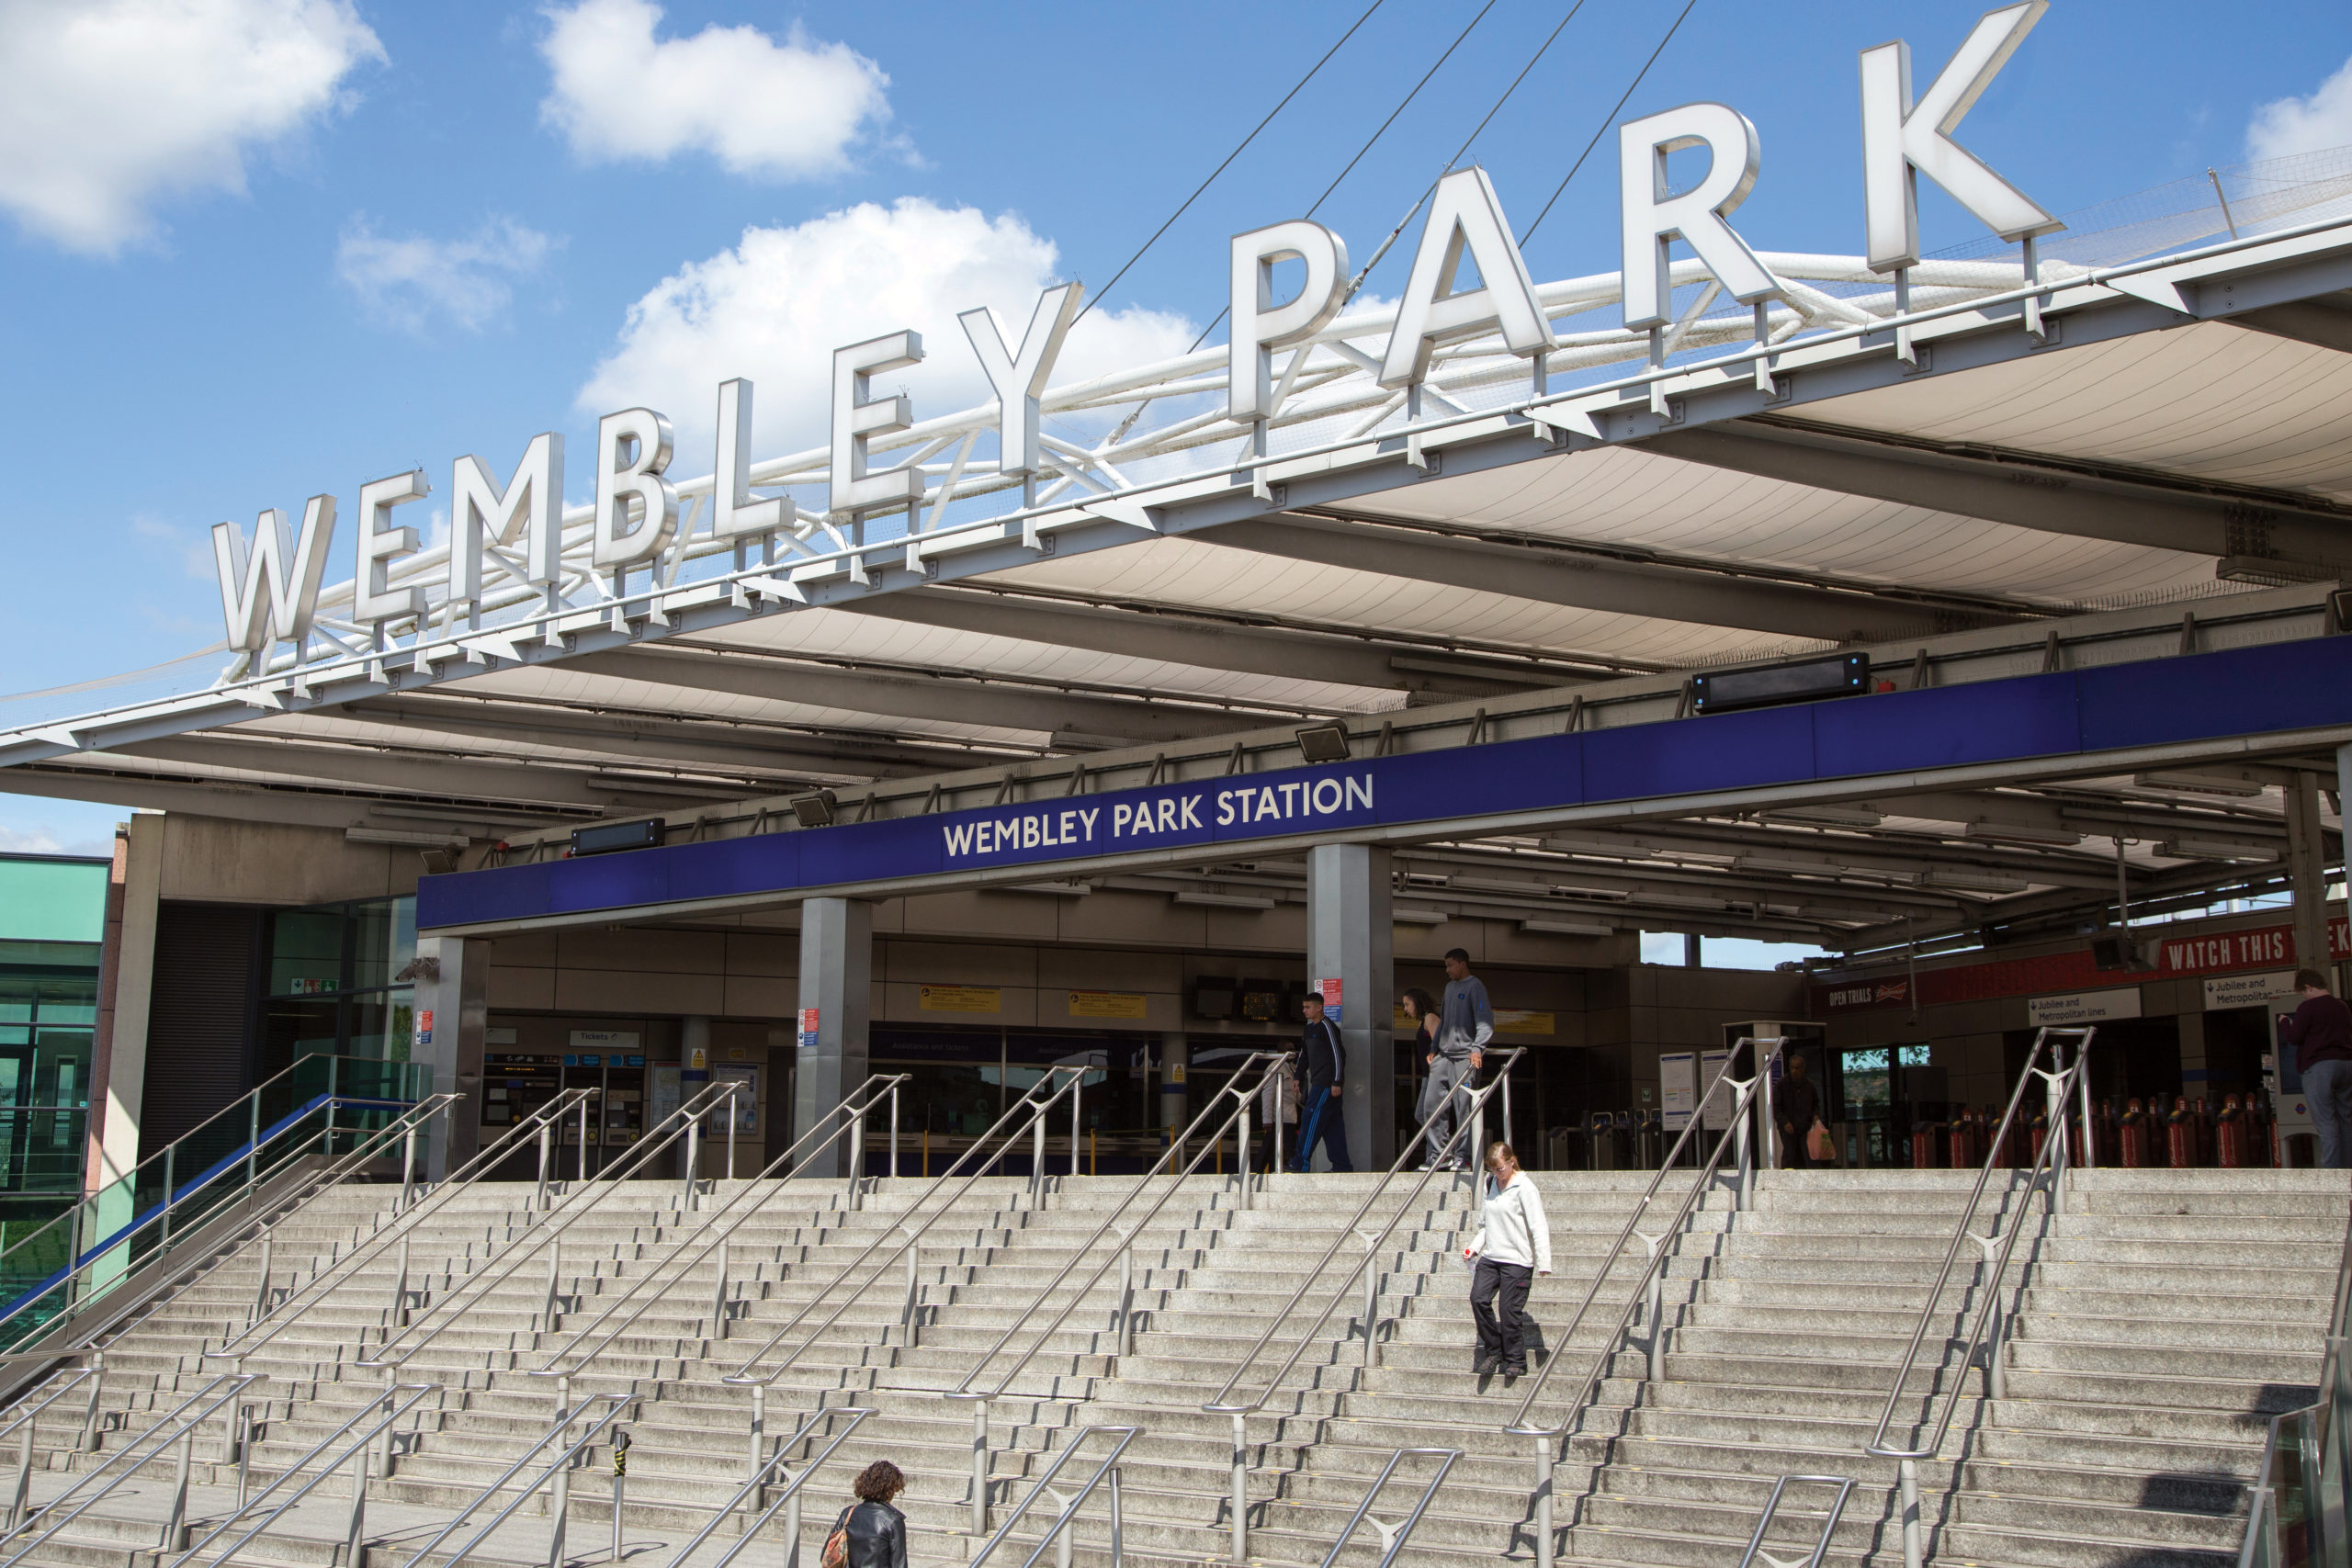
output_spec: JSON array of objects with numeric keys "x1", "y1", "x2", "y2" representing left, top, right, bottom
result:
[{"x1": 417, "y1": 636, "x2": 2352, "y2": 932}]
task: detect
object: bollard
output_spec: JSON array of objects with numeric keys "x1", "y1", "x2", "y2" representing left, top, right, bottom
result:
[
  {"x1": 710, "y1": 1239, "x2": 731, "y2": 1340},
  {"x1": 1228, "y1": 1413, "x2": 1249, "y2": 1562},
  {"x1": 970, "y1": 1399, "x2": 991, "y2": 1535}
]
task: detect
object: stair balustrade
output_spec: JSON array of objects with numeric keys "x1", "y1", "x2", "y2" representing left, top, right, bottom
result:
[
  {"x1": 1316, "y1": 1446, "x2": 1461, "y2": 1568},
  {"x1": 1738, "y1": 1472, "x2": 1858, "y2": 1568},
  {"x1": 1503, "y1": 1033, "x2": 1786, "y2": 1568},
  {"x1": 2240, "y1": 1154, "x2": 2352, "y2": 1568}
]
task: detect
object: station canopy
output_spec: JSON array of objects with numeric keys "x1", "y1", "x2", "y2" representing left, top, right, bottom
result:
[{"x1": 9, "y1": 150, "x2": 2352, "y2": 959}]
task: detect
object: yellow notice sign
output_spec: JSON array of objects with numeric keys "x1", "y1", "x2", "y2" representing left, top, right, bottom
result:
[
  {"x1": 1069, "y1": 990, "x2": 1148, "y2": 1020},
  {"x1": 920, "y1": 985, "x2": 1001, "y2": 1013},
  {"x1": 1496, "y1": 1010, "x2": 1556, "y2": 1036}
]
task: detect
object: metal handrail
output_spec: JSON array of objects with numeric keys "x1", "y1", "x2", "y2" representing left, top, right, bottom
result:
[
  {"x1": 966, "y1": 1425, "x2": 1140, "y2": 1568},
  {"x1": 722, "y1": 1065, "x2": 1090, "y2": 1388},
  {"x1": 1865, "y1": 1026, "x2": 2095, "y2": 1459},
  {"x1": 664, "y1": 1407, "x2": 876, "y2": 1568},
  {"x1": 1204, "y1": 1047, "x2": 1525, "y2": 1416},
  {"x1": 1317, "y1": 1447, "x2": 1461, "y2": 1568},
  {"x1": 207, "y1": 1087, "x2": 600, "y2": 1368},
  {"x1": 0, "y1": 1053, "x2": 418, "y2": 1272},
  {"x1": 952, "y1": 1052, "x2": 1292, "y2": 1399},
  {"x1": 527, "y1": 1074, "x2": 909, "y2": 1379},
  {"x1": 0, "y1": 1371, "x2": 263, "y2": 1567},
  {"x1": 164, "y1": 1382, "x2": 441, "y2": 1568},
  {"x1": 390, "y1": 1393, "x2": 631, "y2": 1568},
  {"x1": 1200, "y1": 1048, "x2": 1521, "y2": 1566},
  {"x1": 356, "y1": 1080, "x2": 744, "y2": 1371},
  {"x1": 1739, "y1": 1473, "x2": 1857, "y2": 1568},
  {"x1": 2238, "y1": 1145, "x2": 2352, "y2": 1568},
  {"x1": 1864, "y1": 1027, "x2": 2094, "y2": 1568},
  {"x1": 1507, "y1": 1036, "x2": 1785, "y2": 1568},
  {"x1": 0, "y1": 1094, "x2": 458, "y2": 1349},
  {"x1": 1, "y1": 1368, "x2": 101, "y2": 1528}
]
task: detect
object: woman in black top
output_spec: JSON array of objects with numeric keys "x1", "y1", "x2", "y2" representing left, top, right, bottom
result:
[{"x1": 838, "y1": 1460, "x2": 909, "y2": 1568}]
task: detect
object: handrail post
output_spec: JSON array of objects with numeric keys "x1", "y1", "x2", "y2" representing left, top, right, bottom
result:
[
  {"x1": 1072, "y1": 1073, "x2": 1084, "y2": 1179},
  {"x1": 849, "y1": 1106, "x2": 865, "y2": 1210},
  {"x1": 1030, "y1": 1111, "x2": 1047, "y2": 1209},
  {"x1": 1229, "y1": 1412, "x2": 1249, "y2": 1562},
  {"x1": 345, "y1": 1432, "x2": 368, "y2": 1567},
  {"x1": 401, "y1": 1124, "x2": 419, "y2": 1212},
  {"x1": 1898, "y1": 1457, "x2": 1923, "y2": 1568},
  {"x1": 2075, "y1": 1034, "x2": 2096, "y2": 1170},
  {"x1": 744, "y1": 1383, "x2": 766, "y2": 1520},
  {"x1": 1638, "y1": 1232, "x2": 1667, "y2": 1382},
  {"x1": 1238, "y1": 1111, "x2": 1253, "y2": 1210},
  {"x1": 1532, "y1": 1436, "x2": 1555, "y2": 1568},
  {"x1": 1109, "y1": 1462, "x2": 1125, "y2": 1568},
  {"x1": 710, "y1": 1237, "x2": 731, "y2": 1340},
  {"x1": 1733, "y1": 1080, "x2": 1753, "y2": 1208},
  {"x1": 165, "y1": 1423, "x2": 195, "y2": 1552},
  {"x1": 1359, "y1": 1232, "x2": 1382, "y2": 1368},
  {"x1": 548, "y1": 1426, "x2": 572, "y2": 1568},
  {"x1": 248, "y1": 1093, "x2": 261, "y2": 1191},
  {"x1": 537, "y1": 1122, "x2": 554, "y2": 1210},
  {"x1": 685, "y1": 1117, "x2": 702, "y2": 1212},
  {"x1": 888, "y1": 1084, "x2": 900, "y2": 1180},
  {"x1": 902, "y1": 1229, "x2": 922, "y2": 1349},
  {"x1": 971, "y1": 1398, "x2": 991, "y2": 1534},
  {"x1": 1758, "y1": 1043, "x2": 1777, "y2": 1176},
  {"x1": 577, "y1": 1096, "x2": 591, "y2": 1183},
  {"x1": 390, "y1": 1235, "x2": 411, "y2": 1329},
  {"x1": 543, "y1": 1235, "x2": 563, "y2": 1329},
  {"x1": 254, "y1": 1230, "x2": 275, "y2": 1324},
  {"x1": 161, "y1": 1145, "x2": 175, "y2": 1247},
  {"x1": 1116, "y1": 1235, "x2": 1136, "y2": 1360},
  {"x1": 328, "y1": 1055, "x2": 341, "y2": 1158},
  {"x1": 81, "y1": 1352, "x2": 104, "y2": 1451},
  {"x1": 727, "y1": 1086, "x2": 738, "y2": 1183}
]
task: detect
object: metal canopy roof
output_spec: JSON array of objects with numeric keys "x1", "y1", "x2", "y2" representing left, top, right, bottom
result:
[{"x1": 10, "y1": 167, "x2": 2352, "y2": 953}]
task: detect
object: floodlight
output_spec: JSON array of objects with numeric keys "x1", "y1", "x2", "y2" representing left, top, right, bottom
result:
[
  {"x1": 1295, "y1": 723, "x2": 1351, "y2": 763},
  {"x1": 789, "y1": 791, "x2": 838, "y2": 828}
]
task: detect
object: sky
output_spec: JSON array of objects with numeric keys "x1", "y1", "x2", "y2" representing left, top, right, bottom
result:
[{"x1": 0, "y1": 0, "x2": 2347, "y2": 870}]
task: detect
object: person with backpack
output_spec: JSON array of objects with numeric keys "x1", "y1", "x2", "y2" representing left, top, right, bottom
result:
[
  {"x1": 823, "y1": 1460, "x2": 909, "y2": 1568},
  {"x1": 1293, "y1": 990, "x2": 1352, "y2": 1172}
]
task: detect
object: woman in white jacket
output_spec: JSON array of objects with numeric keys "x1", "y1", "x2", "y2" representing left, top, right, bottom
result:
[{"x1": 1463, "y1": 1142, "x2": 1551, "y2": 1377}]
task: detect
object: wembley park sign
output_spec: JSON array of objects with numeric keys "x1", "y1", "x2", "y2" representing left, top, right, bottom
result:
[{"x1": 212, "y1": 2, "x2": 2062, "y2": 661}]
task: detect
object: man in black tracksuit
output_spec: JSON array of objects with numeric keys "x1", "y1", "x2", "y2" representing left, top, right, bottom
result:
[{"x1": 1294, "y1": 992, "x2": 1353, "y2": 1172}]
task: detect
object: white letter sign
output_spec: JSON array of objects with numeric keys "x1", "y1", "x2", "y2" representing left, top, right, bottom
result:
[
  {"x1": 830, "y1": 331, "x2": 924, "y2": 513},
  {"x1": 353, "y1": 468, "x2": 428, "y2": 628},
  {"x1": 1619, "y1": 103, "x2": 1777, "y2": 331},
  {"x1": 714, "y1": 379, "x2": 785, "y2": 538},
  {"x1": 1228, "y1": 220, "x2": 1349, "y2": 422},
  {"x1": 960, "y1": 283, "x2": 1082, "y2": 478},
  {"x1": 1860, "y1": 0, "x2": 2060, "y2": 272},
  {"x1": 210, "y1": 497, "x2": 336, "y2": 654},
  {"x1": 1378, "y1": 168, "x2": 1552, "y2": 388},
  {"x1": 592, "y1": 407, "x2": 677, "y2": 570},
  {"x1": 448, "y1": 433, "x2": 563, "y2": 610}
]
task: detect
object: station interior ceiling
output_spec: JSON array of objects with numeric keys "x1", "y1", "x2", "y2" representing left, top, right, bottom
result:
[{"x1": 12, "y1": 304, "x2": 2352, "y2": 963}]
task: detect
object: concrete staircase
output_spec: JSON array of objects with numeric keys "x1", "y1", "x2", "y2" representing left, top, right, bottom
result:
[{"x1": 0, "y1": 1166, "x2": 2335, "y2": 1568}]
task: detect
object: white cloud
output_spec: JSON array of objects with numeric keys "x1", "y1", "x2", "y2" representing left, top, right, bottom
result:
[
  {"x1": 2247, "y1": 52, "x2": 2352, "y2": 163},
  {"x1": 0, "y1": 0, "x2": 382, "y2": 254},
  {"x1": 578, "y1": 197, "x2": 1196, "y2": 472},
  {"x1": 336, "y1": 217, "x2": 557, "y2": 333},
  {"x1": 131, "y1": 513, "x2": 215, "y2": 581},
  {"x1": 538, "y1": 0, "x2": 892, "y2": 180}
]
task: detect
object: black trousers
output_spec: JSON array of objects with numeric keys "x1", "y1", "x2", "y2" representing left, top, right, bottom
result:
[
  {"x1": 1471, "y1": 1258, "x2": 1533, "y2": 1371},
  {"x1": 1780, "y1": 1125, "x2": 1815, "y2": 1169},
  {"x1": 1294, "y1": 1086, "x2": 1352, "y2": 1172}
]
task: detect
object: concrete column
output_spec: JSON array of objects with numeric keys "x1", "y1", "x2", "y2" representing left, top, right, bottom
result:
[
  {"x1": 91, "y1": 815, "x2": 162, "y2": 1191},
  {"x1": 1308, "y1": 843, "x2": 1395, "y2": 1168},
  {"x1": 2288, "y1": 772, "x2": 2333, "y2": 978},
  {"x1": 793, "y1": 898, "x2": 871, "y2": 1179},
  {"x1": 411, "y1": 935, "x2": 489, "y2": 1179},
  {"x1": 682, "y1": 1017, "x2": 711, "y2": 1181},
  {"x1": 1159, "y1": 1032, "x2": 1189, "y2": 1136}
]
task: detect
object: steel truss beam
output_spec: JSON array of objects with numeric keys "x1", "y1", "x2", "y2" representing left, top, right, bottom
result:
[
  {"x1": 561, "y1": 646, "x2": 1297, "y2": 745},
  {"x1": 1197, "y1": 513, "x2": 1981, "y2": 644},
  {"x1": 104, "y1": 734, "x2": 729, "y2": 812},
  {"x1": 1644, "y1": 414, "x2": 2352, "y2": 565},
  {"x1": 2221, "y1": 292, "x2": 2352, "y2": 355},
  {"x1": 844, "y1": 586, "x2": 1615, "y2": 695}
]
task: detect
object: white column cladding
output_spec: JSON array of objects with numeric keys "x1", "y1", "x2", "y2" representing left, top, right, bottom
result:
[
  {"x1": 410, "y1": 935, "x2": 489, "y2": 1180},
  {"x1": 794, "y1": 897, "x2": 873, "y2": 1179},
  {"x1": 1308, "y1": 843, "x2": 1395, "y2": 1168}
]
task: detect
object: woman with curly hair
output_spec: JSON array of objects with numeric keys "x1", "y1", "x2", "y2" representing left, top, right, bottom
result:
[{"x1": 822, "y1": 1460, "x2": 908, "y2": 1568}]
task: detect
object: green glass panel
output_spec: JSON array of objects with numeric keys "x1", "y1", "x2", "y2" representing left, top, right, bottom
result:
[{"x1": 351, "y1": 897, "x2": 416, "y2": 993}]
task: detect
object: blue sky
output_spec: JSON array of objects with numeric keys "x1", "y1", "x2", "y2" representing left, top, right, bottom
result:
[{"x1": 1, "y1": 0, "x2": 2347, "y2": 866}]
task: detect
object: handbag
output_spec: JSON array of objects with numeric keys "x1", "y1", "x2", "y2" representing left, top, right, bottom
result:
[
  {"x1": 821, "y1": 1506, "x2": 853, "y2": 1568},
  {"x1": 1806, "y1": 1121, "x2": 1835, "y2": 1163}
]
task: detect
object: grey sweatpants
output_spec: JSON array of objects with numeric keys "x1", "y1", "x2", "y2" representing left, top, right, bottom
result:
[{"x1": 1419, "y1": 1054, "x2": 1478, "y2": 1167}]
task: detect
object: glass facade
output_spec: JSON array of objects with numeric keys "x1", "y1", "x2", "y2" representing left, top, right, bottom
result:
[
  {"x1": 0, "y1": 853, "x2": 108, "y2": 1235},
  {"x1": 260, "y1": 896, "x2": 416, "y2": 1077}
]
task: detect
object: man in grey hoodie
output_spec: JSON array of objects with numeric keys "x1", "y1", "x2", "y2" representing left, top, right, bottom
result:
[{"x1": 1419, "y1": 949, "x2": 1493, "y2": 1169}]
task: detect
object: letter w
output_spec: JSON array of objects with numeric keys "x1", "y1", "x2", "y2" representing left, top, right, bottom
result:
[
  {"x1": 944, "y1": 822, "x2": 975, "y2": 856},
  {"x1": 211, "y1": 497, "x2": 337, "y2": 655}
]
